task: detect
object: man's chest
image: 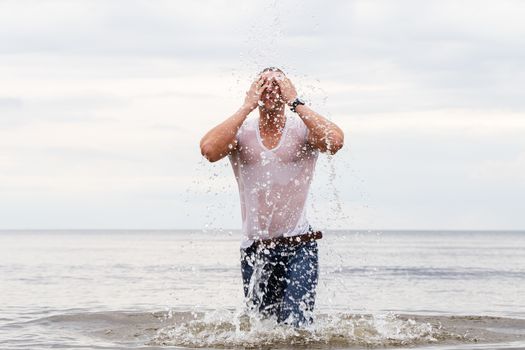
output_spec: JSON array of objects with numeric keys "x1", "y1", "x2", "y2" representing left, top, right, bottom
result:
[{"x1": 237, "y1": 129, "x2": 311, "y2": 165}]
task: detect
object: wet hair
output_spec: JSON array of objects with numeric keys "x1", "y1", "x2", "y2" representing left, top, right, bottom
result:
[{"x1": 259, "y1": 66, "x2": 285, "y2": 75}]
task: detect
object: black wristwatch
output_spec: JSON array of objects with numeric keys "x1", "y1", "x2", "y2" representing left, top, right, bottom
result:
[{"x1": 289, "y1": 97, "x2": 306, "y2": 113}]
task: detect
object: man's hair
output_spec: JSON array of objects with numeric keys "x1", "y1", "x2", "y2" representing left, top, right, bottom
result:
[{"x1": 259, "y1": 66, "x2": 285, "y2": 75}]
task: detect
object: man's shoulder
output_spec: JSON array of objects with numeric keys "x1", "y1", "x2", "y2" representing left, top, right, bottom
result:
[
  {"x1": 286, "y1": 112, "x2": 309, "y2": 138},
  {"x1": 236, "y1": 115, "x2": 258, "y2": 145},
  {"x1": 240, "y1": 115, "x2": 257, "y2": 130}
]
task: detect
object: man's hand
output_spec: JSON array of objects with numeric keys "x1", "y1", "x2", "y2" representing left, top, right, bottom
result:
[
  {"x1": 274, "y1": 73, "x2": 298, "y2": 105},
  {"x1": 200, "y1": 75, "x2": 271, "y2": 162},
  {"x1": 271, "y1": 72, "x2": 345, "y2": 155},
  {"x1": 244, "y1": 76, "x2": 271, "y2": 111}
]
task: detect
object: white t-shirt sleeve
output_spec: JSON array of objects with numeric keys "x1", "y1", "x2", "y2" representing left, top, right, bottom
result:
[{"x1": 297, "y1": 115, "x2": 310, "y2": 144}]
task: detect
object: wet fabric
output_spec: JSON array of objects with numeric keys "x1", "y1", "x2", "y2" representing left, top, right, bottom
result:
[
  {"x1": 240, "y1": 239, "x2": 319, "y2": 327},
  {"x1": 228, "y1": 113, "x2": 319, "y2": 248}
]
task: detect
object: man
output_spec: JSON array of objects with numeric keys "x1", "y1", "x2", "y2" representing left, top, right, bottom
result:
[{"x1": 199, "y1": 67, "x2": 344, "y2": 327}]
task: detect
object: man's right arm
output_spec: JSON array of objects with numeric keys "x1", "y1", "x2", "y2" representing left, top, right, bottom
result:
[
  {"x1": 199, "y1": 76, "x2": 268, "y2": 162},
  {"x1": 199, "y1": 104, "x2": 253, "y2": 162}
]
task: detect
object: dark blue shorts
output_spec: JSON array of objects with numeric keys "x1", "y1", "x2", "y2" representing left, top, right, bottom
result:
[{"x1": 240, "y1": 237, "x2": 319, "y2": 327}]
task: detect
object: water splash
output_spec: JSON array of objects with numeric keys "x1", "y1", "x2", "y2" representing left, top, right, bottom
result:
[
  {"x1": 149, "y1": 310, "x2": 442, "y2": 348},
  {"x1": 196, "y1": 0, "x2": 378, "y2": 335}
]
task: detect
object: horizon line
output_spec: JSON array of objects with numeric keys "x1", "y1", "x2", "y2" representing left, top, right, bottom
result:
[{"x1": 0, "y1": 228, "x2": 524, "y2": 232}]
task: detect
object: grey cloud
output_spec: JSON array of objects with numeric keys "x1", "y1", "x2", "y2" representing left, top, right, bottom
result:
[
  {"x1": 0, "y1": 94, "x2": 121, "y2": 127},
  {"x1": 0, "y1": 97, "x2": 23, "y2": 108},
  {"x1": 0, "y1": 1, "x2": 248, "y2": 59}
]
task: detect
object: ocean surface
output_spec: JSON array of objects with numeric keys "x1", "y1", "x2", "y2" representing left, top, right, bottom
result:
[{"x1": 1, "y1": 230, "x2": 524, "y2": 349}]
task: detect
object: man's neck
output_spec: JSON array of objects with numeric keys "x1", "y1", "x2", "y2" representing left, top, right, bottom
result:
[{"x1": 258, "y1": 107, "x2": 286, "y2": 131}]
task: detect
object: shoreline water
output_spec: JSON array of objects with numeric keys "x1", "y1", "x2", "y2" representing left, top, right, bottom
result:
[{"x1": 1, "y1": 230, "x2": 524, "y2": 349}]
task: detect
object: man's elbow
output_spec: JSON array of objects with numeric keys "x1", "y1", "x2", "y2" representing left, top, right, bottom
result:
[
  {"x1": 200, "y1": 142, "x2": 221, "y2": 163},
  {"x1": 326, "y1": 133, "x2": 344, "y2": 155}
]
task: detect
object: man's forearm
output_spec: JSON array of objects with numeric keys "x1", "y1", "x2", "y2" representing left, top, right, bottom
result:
[
  {"x1": 295, "y1": 104, "x2": 344, "y2": 154},
  {"x1": 200, "y1": 104, "x2": 253, "y2": 162}
]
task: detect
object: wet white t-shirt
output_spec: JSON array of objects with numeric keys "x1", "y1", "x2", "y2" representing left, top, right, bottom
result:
[{"x1": 228, "y1": 112, "x2": 319, "y2": 248}]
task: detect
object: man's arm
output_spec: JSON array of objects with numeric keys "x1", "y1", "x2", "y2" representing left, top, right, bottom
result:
[
  {"x1": 276, "y1": 75, "x2": 344, "y2": 155},
  {"x1": 200, "y1": 76, "x2": 269, "y2": 162},
  {"x1": 199, "y1": 105, "x2": 251, "y2": 162},
  {"x1": 295, "y1": 104, "x2": 344, "y2": 155}
]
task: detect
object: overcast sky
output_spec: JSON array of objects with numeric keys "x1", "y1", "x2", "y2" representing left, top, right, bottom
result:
[{"x1": 1, "y1": 0, "x2": 524, "y2": 230}]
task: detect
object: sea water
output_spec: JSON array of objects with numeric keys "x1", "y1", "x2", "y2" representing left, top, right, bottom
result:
[{"x1": 1, "y1": 230, "x2": 524, "y2": 349}]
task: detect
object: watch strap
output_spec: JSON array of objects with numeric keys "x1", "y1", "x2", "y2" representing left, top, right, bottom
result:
[{"x1": 290, "y1": 97, "x2": 305, "y2": 112}]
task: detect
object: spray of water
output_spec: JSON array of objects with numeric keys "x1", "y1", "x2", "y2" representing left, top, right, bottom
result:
[
  {"x1": 181, "y1": 0, "x2": 388, "y2": 345},
  {"x1": 149, "y1": 309, "x2": 440, "y2": 348}
]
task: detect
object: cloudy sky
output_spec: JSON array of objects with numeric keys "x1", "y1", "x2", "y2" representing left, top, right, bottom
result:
[{"x1": 1, "y1": 0, "x2": 524, "y2": 230}]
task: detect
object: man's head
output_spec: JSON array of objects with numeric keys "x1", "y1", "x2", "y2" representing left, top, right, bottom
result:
[{"x1": 258, "y1": 67, "x2": 286, "y2": 112}]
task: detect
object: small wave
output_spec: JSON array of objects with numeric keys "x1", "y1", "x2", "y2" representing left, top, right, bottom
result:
[{"x1": 327, "y1": 266, "x2": 525, "y2": 280}]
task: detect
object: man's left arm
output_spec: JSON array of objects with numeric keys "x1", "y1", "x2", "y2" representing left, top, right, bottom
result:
[
  {"x1": 275, "y1": 74, "x2": 344, "y2": 154},
  {"x1": 295, "y1": 104, "x2": 344, "y2": 155}
]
